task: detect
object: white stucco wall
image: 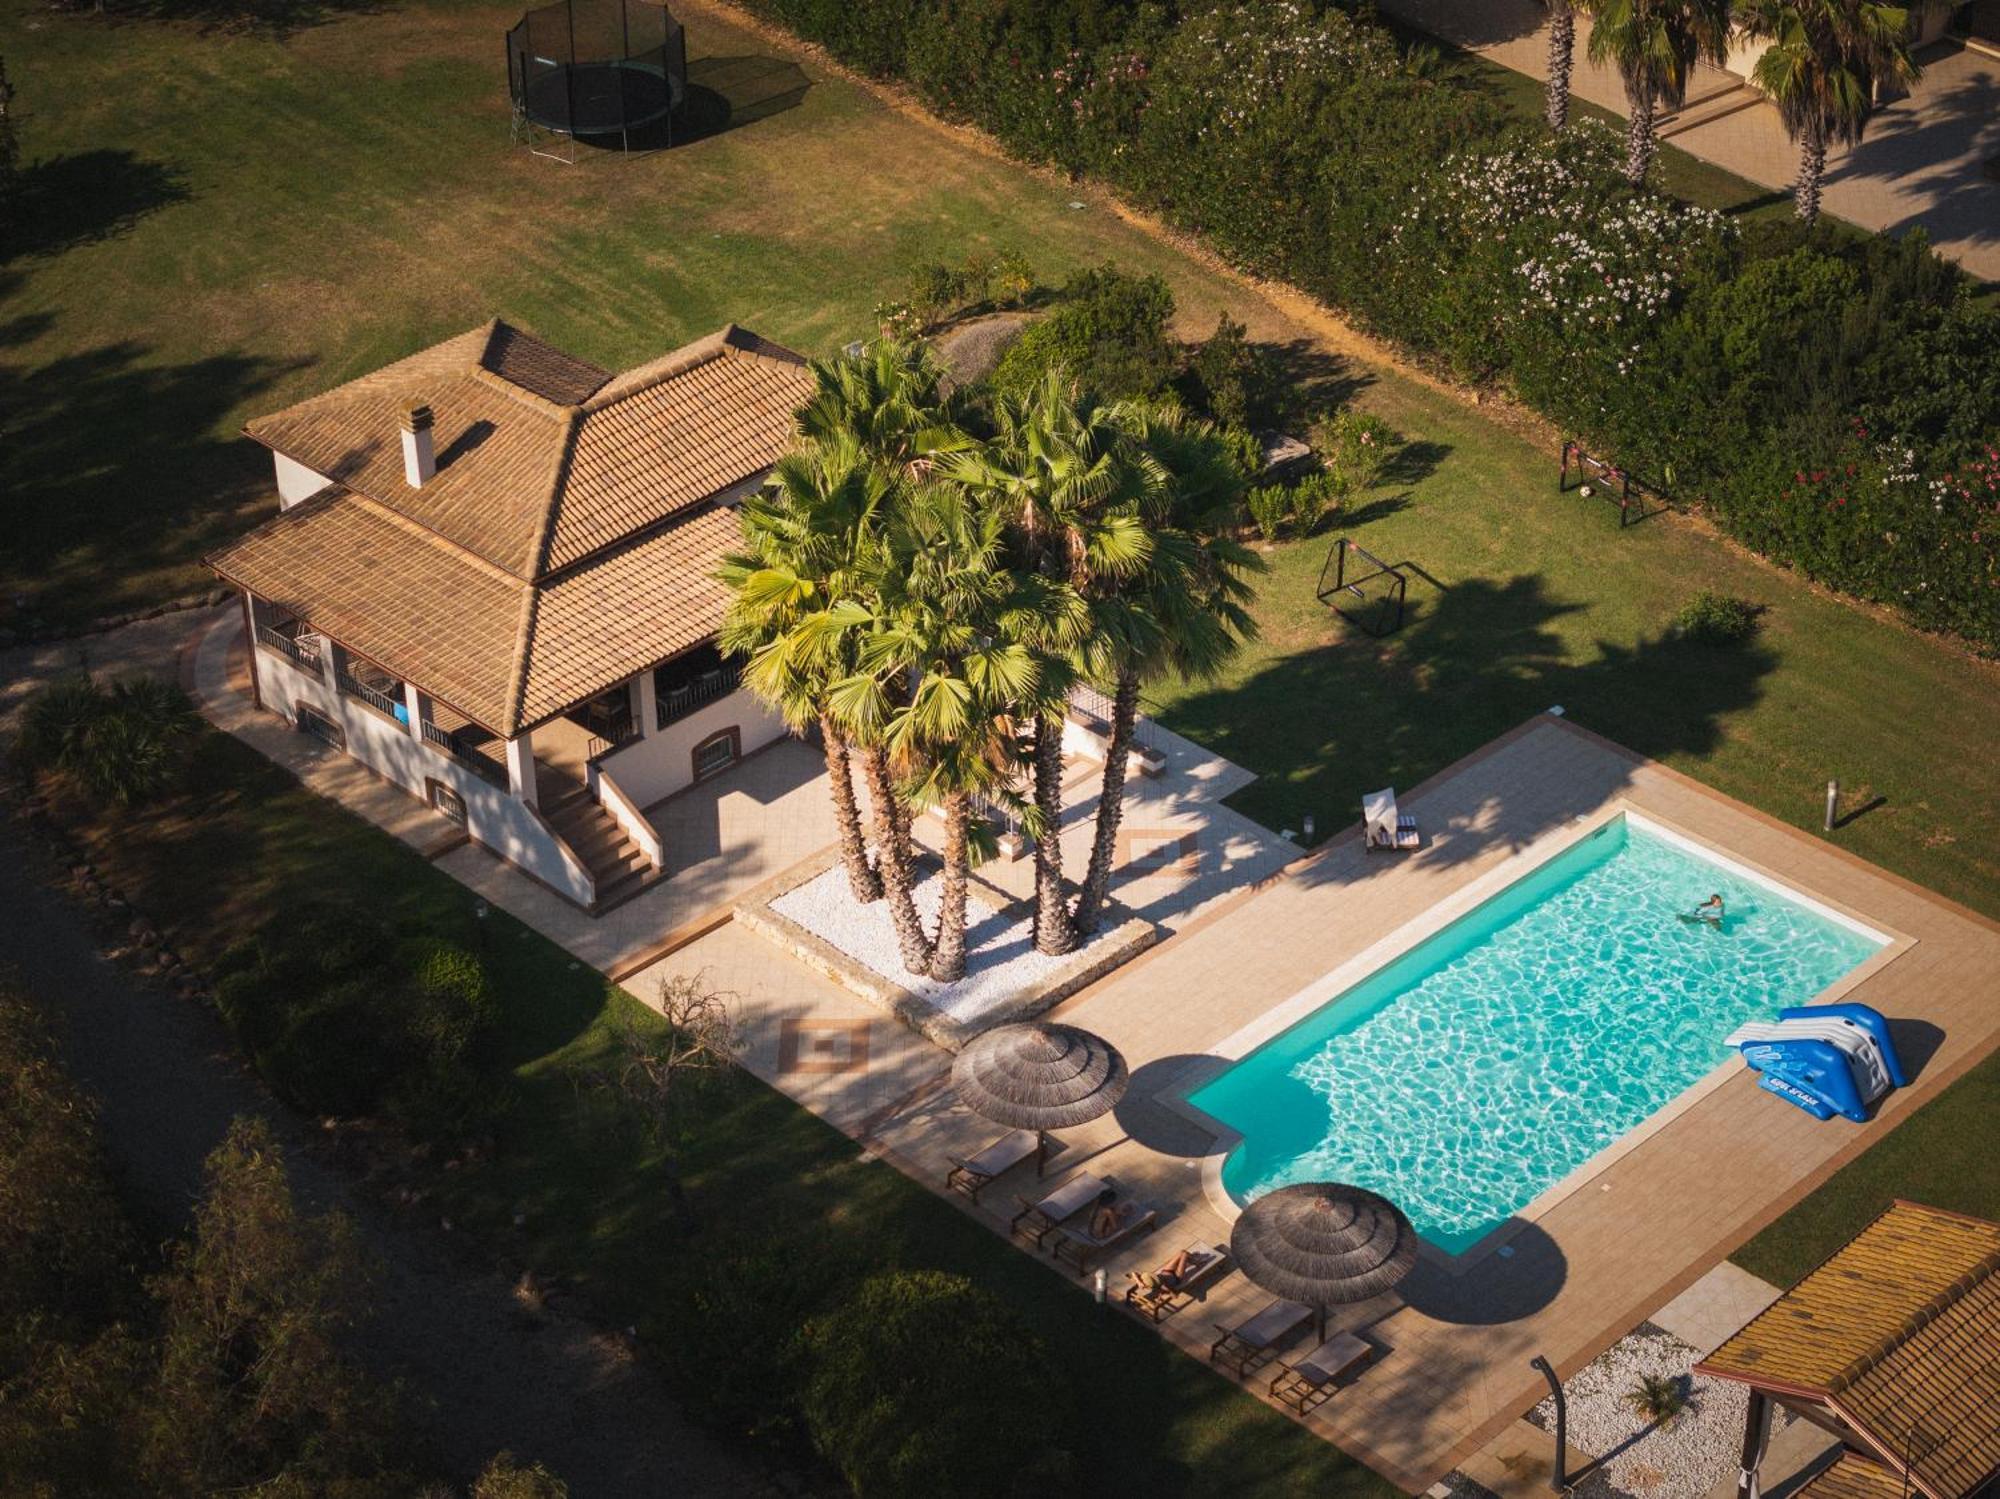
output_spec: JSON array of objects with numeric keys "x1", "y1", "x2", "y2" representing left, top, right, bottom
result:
[
  {"x1": 249, "y1": 639, "x2": 596, "y2": 906},
  {"x1": 594, "y1": 690, "x2": 789, "y2": 809},
  {"x1": 273, "y1": 453, "x2": 332, "y2": 510}
]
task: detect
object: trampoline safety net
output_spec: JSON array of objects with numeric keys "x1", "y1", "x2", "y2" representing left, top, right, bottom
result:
[{"x1": 507, "y1": 0, "x2": 687, "y2": 155}]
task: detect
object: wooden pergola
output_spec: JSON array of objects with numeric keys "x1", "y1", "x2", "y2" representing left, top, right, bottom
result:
[{"x1": 1694, "y1": 1201, "x2": 2000, "y2": 1499}]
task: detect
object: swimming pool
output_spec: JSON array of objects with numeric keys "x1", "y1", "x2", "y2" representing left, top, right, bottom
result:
[{"x1": 1186, "y1": 813, "x2": 1887, "y2": 1255}]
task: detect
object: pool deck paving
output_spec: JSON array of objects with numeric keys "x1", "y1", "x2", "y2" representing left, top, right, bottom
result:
[{"x1": 180, "y1": 610, "x2": 2000, "y2": 1494}]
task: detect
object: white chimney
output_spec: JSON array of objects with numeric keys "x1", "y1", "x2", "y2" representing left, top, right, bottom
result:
[{"x1": 400, "y1": 403, "x2": 436, "y2": 487}]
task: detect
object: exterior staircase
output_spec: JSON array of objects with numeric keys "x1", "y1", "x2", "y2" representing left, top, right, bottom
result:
[{"x1": 544, "y1": 782, "x2": 659, "y2": 909}]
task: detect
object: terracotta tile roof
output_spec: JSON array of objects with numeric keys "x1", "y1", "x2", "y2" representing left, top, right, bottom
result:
[
  {"x1": 1696, "y1": 1202, "x2": 2000, "y2": 1499},
  {"x1": 1797, "y1": 1453, "x2": 1920, "y2": 1499},
  {"x1": 240, "y1": 320, "x2": 809, "y2": 583},
  {"x1": 208, "y1": 489, "x2": 750, "y2": 738}
]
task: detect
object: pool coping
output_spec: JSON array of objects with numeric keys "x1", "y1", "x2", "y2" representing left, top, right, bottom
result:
[{"x1": 1158, "y1": 796, "x2": 1919, "y2": 1276}]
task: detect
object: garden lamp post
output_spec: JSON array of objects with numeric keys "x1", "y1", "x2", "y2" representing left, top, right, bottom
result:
[{"x1": 1531, "y1": 1355, "x2": 1568, "y2": 1492}]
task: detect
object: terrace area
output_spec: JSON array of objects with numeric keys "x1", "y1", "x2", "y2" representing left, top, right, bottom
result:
[{"x1": 192, "y1": 603, "x2": 2000, "y2": 1493}]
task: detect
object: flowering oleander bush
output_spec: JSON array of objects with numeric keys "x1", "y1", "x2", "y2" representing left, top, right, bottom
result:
[{"x1": 739, "y1": 0, "x2": 2000, "y2": 651}]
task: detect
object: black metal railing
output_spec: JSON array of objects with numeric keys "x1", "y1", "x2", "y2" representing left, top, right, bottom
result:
[
  {"x1": 657, "y1": 663, "x2": 740, "y2": 729},
  {"x1": 336, "y1": 668, "x2": 404, "y2": 721},
  {"x1": 421, "y1": 720, "x2": 508, "y2": 787},
  {"x1": 255, "y1": 623, "x2": 321, "y2": 672}
]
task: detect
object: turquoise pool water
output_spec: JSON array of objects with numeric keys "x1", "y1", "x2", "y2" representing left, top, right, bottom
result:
[{"x1": 1188, "y1": 815, "x2": 1884, "y2": 1255}]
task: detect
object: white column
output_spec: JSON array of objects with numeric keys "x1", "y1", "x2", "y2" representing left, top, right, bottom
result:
[
  {"x1": 634, "y1": 671, "x2": 659, "y2": 740},
  {"x1": 321, "y1": 639, "x2": 343, "y2": 692},
  {"x1": 505, "y1": 731, "x2": 538, "y2": 808},
  {"x1": 403, "y1": 682, "x2": 426, "y2": 737}
]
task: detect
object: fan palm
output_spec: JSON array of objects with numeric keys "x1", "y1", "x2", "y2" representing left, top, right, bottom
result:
[
  {"x1": 1547, "y1": 0, "x2": 1579, "y2": 130},
  {"x1": 940, "y1": 370, "x2": 1156, "y2": 956},
  {"x1": 796, "y1": 337, "x2": 970, "y2": 471},
  {"x1": 842, "y1": 482, "x2": 1046, "y2": 982},
  {"x1": 719, "y1": 435, "x2": 892, "y2": 905},
  {"x1": 1072, "y1": 403, "x2": 1260, "y2": 934},
  {"x1": 1737, "y1": 0, "x2": 1919, "y2": 224},
  {"x1": 1579, "y1": 0, "x2": 1733, "y2": 184}
]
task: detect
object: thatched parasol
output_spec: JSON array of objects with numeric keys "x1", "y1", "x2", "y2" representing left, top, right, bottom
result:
[
  {"x1": 951, "y1": 1021, "x2": 1129, "y2": 1134},
  {"x1": 1229, "y1": 1181, "x2": 1417, "y2": 1337}
]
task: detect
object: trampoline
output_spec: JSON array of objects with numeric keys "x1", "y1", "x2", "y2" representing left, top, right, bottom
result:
[{"x1": 507, "y1": 0, "x2": 687, "y2": 158}]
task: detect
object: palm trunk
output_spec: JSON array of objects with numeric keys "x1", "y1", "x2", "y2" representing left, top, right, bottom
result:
[
  {"x1": 860, "y1": 745, "x2": 933, "y2": 976},
  {"x1": 929, "y1": 790, "x2": 971, "y2": 982},
  {"x1": 1074, "y1": 669, "x2": 1141, "y2": 936},
  {"x1": 1545, "y1": 3, "x2": 1574, "y2": 133},
  {"x1": 1624, "y1": 90, "x2": 1656, "y2": 186},
  {"x1": 1030, "y1": 709, "x2": 1077, "y2": 955},
  {"x1": 1795, "y1": 130, "x2": 1826, "y2": 225},
  {"x1": 821, "y1": 712, "x2": 882, "y2": 904}
]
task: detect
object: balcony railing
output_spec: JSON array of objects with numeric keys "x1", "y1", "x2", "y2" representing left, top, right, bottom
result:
[
  {"x1": 657, "y1": 663, "x2": 740, "y2": 730},
  {"x1": 255, "y1": 623, "x2": 321, "y2": 672},
  {"x1": 336, "y1": 668, "x2": 405, "y2": 721},
  {"x1": 421, "y1": 720, "x2": 508, "y2": 787}
]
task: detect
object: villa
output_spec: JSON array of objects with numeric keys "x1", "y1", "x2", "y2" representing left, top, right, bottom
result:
[{"x1": 205, "y1": 319, "x2": 812, "y2": 911}]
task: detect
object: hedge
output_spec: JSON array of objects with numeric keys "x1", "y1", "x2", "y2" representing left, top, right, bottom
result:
[{"x1": 744, "y1": 0, "x2": 1999, "y2": 650}]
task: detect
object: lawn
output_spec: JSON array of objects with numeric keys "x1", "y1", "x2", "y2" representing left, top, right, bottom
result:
[
  {"x1": 42, "y1": 724, "x2": 1393, "y2": 1497},
  {"x1": 1, "y1": 0, "x2": 1271, "y2": 629}
]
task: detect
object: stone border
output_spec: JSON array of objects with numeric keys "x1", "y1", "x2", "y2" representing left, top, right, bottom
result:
[{"x1": 733, "y1": 846, "x2": 1159, "y2": 1051}]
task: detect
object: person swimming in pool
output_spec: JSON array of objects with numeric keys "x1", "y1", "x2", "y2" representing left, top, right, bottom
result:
[{"x1": 1691, "y1": 893, "x2": 1725, "y2": 924}]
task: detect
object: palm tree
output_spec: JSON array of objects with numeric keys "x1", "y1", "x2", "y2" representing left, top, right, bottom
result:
[
  {"x1": 1547, "y1": 0, "x2": 1579, "y2": 131},
  {"x1": 720, "y1": 436, "x2": 891, "y2": 906},
  {"x1": 849, "y1": 482, "x2": 1044, "y2": 982},
  {"x1": 1737, "y1": 0, "x2": 1919, "y2": 224},
  {"x1": 1579, "y1": 0, "x2": 1733, "y2": 184},
  {"x1": 796, "y1": 337, "x2": 969, "y2": 471},
  {"x1": 941, "y1": 371, "x2": 1155, "y2": 957},
  {"x1": 1072, "y1": 405, "x2": 1260, "y2": 935}
]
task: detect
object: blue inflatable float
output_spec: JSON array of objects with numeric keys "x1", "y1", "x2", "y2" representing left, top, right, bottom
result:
[{"x1": 1724, "y1": 1002, "x2": 1905, "y2": 1123}]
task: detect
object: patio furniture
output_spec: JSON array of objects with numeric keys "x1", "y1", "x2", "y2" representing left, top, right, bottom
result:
[
  {"x1": 1268, "y1": 1330, "x2": 1374, "y2": 1413},
  {"x1": 1363, "y1": 787, "x2": 1420, "y2": 852},
  {"x1": 1125, "y1": 1243, "x2": 1231, "y2": 1322},
  {"x1": 1010, "y1": 1171, "x2": 1110, "y2": 1249},
  {"x1": 1209, "y1": 1298, "x2": 1316, "y2": 1379},
  {"x1": 1229, "y1": 1181, "x2": 1418, "y2": 1341},
  {"x1": 945, "y1": 1129, "x2": 1045, "y2": 1201},
  {"x1": 1052, "y1": 1202, "x2": 1158, "y2": 1275}
]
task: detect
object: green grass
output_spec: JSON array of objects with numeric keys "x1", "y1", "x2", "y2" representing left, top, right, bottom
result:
[
  {"x1": 1147, "y1": 372, "x2": 2000, "y2": 920},
  {"x1": 46, "y1": 727, "x2": 1392, "y2": 1497},
  {"x1": 1730, "y1": 1046, "x2": 2000, "y2": 1287}
]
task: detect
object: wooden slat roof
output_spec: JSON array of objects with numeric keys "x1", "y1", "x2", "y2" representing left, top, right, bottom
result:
[
  {"x1": 1696, "y1": 1202, "x2": 2000, "y2": 1499},
  {"x1": 239, "y1": 320, "x2": 809, "y2": 584},
  {"x1": 1797, "y1": 1452, "x2": 1921, "y2": 1499}
]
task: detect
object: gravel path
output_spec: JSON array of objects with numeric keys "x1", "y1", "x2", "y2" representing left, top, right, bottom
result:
[
  {"x1": 1529, "y1": 1322, "x2": 1783, "y2": 1499},
  {"x1": 0, "y1": 816, "x2": 769, "y2": 1498},
  {"x1": 772, "y1": 861, "x2": 1121, "y2": 1023}
]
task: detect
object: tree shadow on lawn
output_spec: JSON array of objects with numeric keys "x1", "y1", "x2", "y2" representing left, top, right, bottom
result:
[
  {"x1": 1161, "y1": 569, "x2": 1777, "y2": 846},
  {"x1": 0, "y1": 333, "x2": 305, "y2": 620},
  {"x1": 2, "y1": 150, "x2": 190, "y2": 264},
  {"x1": 1256, "y1": 336, "x2": 1375, "y2": 426},
  {"x1": 109, "y1": 0, "x2": 388, "y2": 37}
]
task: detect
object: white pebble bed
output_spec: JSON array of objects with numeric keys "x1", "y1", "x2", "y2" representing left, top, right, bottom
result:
[
  {"x1": 771, "y1": 863, "x2": 1117, "y2": 1024},
  {"x1": 1529, "y1": 1323, "x2": 1784, "y2": 1499}
]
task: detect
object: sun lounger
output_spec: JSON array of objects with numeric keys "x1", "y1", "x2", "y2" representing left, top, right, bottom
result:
[
  {"x1": 1052, "y1": 1203, "x2": 1158, "y2": 1274},
  {"x1": 1363, "y1": 787, "x2": 1421, "y2": 852},
  {"x1": 1268, "y1": 1331, "x2": 1373, "y2": 1413},
  {"x1": 945, "y1": 1129, "x2": 1044, "y2": 1201},
  {"x1": 1209, "y1": 1298, "x2": 1316, "y2": 1379},
  {"x1": 1125, "y1": 1243, "x2": 1231, "y2": 1322},
  {"x1": 1010, "y1": 1171, "x2": 1110, "y2": 1249}
]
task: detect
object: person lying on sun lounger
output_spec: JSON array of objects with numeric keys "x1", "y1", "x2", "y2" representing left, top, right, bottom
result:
[{"x1": 1127, "y1": 1248, "x2": 1200, "y2": 1300}]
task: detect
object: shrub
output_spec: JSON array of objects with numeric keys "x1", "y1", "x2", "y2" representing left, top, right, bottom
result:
[
  {"x1": 1183, "y1": 313, "x2": 1274, "y2": 429},
  {"x1": 990, "y1": 263, "x2": 1175, "y2": 401},
  {"x1": 1245, "y1": 483, "x2": 1293, "y2": 541},
  {"x1": 1623, "y1": 1373, "x2": 1689, "y2": 1428},
  {"x1": 404, "y1": 940, "x2": 495, "y2": 1068},
  {"x1": 991, "y1": 247, "x2": 1035, "y2": 307},
  {"x1": 801, "y1": 1270, "x2": 1076, "y2": 1497},
  {"x1": 473, "y1": 1453, "x2": 569, "y2": 1499},
  {"x1": 1672, "y1": 591, "x2": 1760, "y2": 646},
  {"x1": 654, "y1": 1229, "x2": 855, "y2": 1452},
  {"x1": 1290, "y1": 469, "x2": 1344, "y2": 529},
  {"x1": 1313, "y1": 410, "x2": 1398, "y2": 502},
  {"x1": 13, "y1": 674, "x2": 198, "y2": 806}
]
